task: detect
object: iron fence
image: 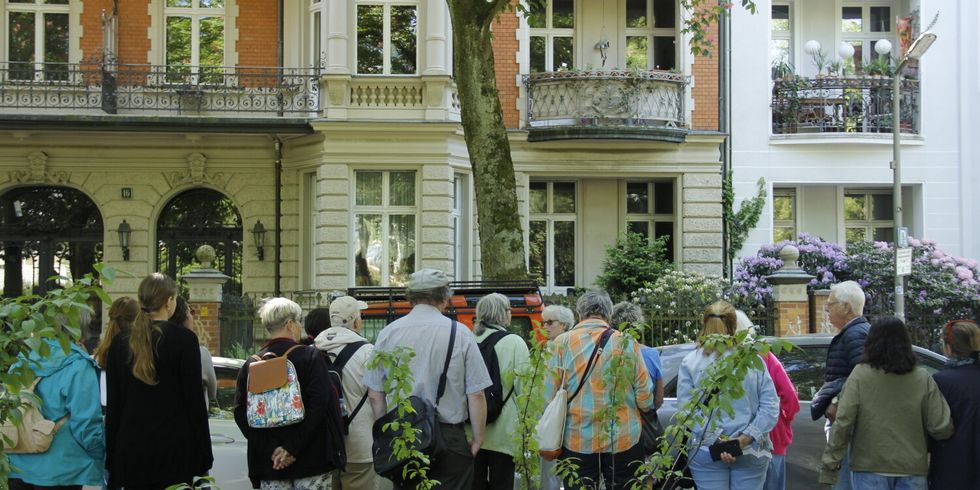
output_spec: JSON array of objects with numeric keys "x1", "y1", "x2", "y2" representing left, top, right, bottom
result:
[
  {"x1": 863, "y1": 293, "x2": 978, "y2": 354},
  {"x1": 0, "y1": 60, "x2": 320, "y2": 116},
  {"x1": 771, "y1": 76, "x2": 919, "y2": 135},
  {"x1": 219, "y1": 293, "x2": 256, "y2": 358}
]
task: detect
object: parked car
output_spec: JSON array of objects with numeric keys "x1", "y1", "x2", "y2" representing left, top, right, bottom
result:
[
  {"x1": 656, "y1": 335, "x2": 947, "y2": 490},
  {"x1": 210, "y1": 356, "x2": 251, "y2": 490}
]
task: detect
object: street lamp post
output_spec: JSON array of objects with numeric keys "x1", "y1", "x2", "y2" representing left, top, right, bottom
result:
[{"x1": 890, "y1": 31, "x2": 936, "y2": 321}]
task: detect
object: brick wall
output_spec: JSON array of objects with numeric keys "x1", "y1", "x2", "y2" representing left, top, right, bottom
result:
[
  {"x1": 118, "y1": 0, "x2": 151, "y2": 64},
  {"x1": 492, "y1": 7, "x2": 520, "y2": 129},
  {"x1": 236, "y1": 0, "x2": 279, "y2": 67},
  {"x1": 80, "y1": 0, "x2": 112, "y2": 60},
  {"x1": 192, "y1": 301, "x2": 222, "y2": 356},
  {"x1": 690, "y1": 22, "x2": 719, "y2": 131}
]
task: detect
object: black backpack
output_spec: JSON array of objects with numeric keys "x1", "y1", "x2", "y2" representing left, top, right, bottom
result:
[
  {"x1": 478, "y1": 330, "x2": 516, "y2": 424},
  {"x1": 323, "y1": 341, "x2": 368, "y2": 431}
]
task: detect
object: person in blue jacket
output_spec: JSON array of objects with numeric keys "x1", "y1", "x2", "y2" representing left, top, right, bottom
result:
[{"x1": 8, "y1": 336, "x2": 105, "y2": 490}]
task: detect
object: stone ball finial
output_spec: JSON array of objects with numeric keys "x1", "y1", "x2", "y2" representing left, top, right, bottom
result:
[
  {"x1": 779, "y1": 244, "x2": 801, "y2": 270},
  {"x1": 195, "y1": 244, "x2": 216, "y2": 269}
]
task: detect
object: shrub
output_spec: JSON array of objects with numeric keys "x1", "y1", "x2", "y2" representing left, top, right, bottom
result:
[
  {"x1": 595, "y1": 232, "x2": 672, "y2": 302},
  {"x1": 731, "y1": 233, "x2": 849, "y2": 302}
]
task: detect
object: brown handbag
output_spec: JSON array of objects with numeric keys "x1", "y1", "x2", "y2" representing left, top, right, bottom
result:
[{"x1": 247, "y1": 345, "x2": 303, "y2": 394}]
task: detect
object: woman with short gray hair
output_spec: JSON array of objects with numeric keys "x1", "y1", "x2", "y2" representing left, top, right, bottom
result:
[
  {"x1": 258, "y1": 297, "x2": 304, "y2": 334},
  {"x1": 472, "y1": 293, "x2": 529, "y2": 490},
  {"x1": 576, "y1": 289, "x2": 614, "y2": 323},
  {"x1": 542, "y1": 305, "x2": 575, "y2": 341}
]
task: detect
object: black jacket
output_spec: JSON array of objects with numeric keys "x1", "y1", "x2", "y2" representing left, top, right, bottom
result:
[
  {"x1": 811, "y1": 316, "x2": 870, "y2": 420},
  {"x1": 929, "y1": 357, "x2": 980, "y2": 490},
  {"x1": 105, "y1": 321, "x2": 213, "y2": 488},
  {"x1": 234, "y1": 338, "x2": 346, "y2": 487}
]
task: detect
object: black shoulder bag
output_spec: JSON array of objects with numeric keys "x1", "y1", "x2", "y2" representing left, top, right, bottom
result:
[{"x1": 372, "y1": 320, "x2": 457, "y2": 484}]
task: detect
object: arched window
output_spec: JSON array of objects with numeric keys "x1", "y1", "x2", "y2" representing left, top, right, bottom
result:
[{"x1": 157, "y1": 188, "x2": 242, "y2": 293}]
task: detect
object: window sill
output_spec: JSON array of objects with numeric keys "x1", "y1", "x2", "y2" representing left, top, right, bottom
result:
[{"x1": 769, "y1": 133, "x2": 925, "y2": 146}]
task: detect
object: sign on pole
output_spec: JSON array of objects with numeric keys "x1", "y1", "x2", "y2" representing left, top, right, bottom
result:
[
  {"x1": 897, "y1": 227, "x2": 909, "y2": 249},
  {"x1": 896, "y1": 247, "x2": 913, "y2": 276}
]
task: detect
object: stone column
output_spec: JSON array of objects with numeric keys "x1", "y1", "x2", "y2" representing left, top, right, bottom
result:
[
  {"x1": 322, "y1": 0, "x2": 352, "y2": 119},
  {"x1": 423, "y1": 0, "x2": 449, "y2": 76},
  {"x1": 765, "y1": 245, "x2": 815, "y2": 337},
  {"x1": 182, "y1": 245, "x2": 230, "y2": 355}
]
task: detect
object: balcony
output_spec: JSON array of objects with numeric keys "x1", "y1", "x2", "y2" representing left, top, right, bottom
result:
[
  {"x1": 0, "y1": 60, "x2": 319, "y2": 118},
  {"x1": 524, "y1": 70, "x2": 690, "y2": 142},
  {"x1": 771, "y1": 76, "x2": 920, "y2": 135}
]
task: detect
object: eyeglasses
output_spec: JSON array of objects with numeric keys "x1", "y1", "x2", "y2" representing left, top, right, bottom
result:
[{"x1": 542, "y1": 319, "x2": 557, "y2": 326}]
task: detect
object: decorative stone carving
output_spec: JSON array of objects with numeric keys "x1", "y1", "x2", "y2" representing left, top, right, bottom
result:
[
  {"x1": 164, "y1": 152, "x2": 231, "y2": 188},
  {"x1": 9, "y1": 151, "x2": 70, "y2": 183}
]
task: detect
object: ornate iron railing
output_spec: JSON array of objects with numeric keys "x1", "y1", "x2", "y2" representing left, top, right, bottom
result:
[
  {"x1": 0, "y1": 60, "x2": 320, "y2": 116},
  {"x1": 524, "y1": 69, "x2": 689, "y2": 129},
  {"x1": 771, "y1": 76, "x2": 920, "y2": 135}
]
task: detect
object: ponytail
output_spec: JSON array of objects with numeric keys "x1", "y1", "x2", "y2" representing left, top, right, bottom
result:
[{"x1": 129, "y1": 310, "x2": 162, "y2": 385}]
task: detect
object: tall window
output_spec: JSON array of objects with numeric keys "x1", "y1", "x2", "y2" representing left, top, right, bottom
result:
[
  {"x1": 624, "y1": 0, "x2": 676, "y2": 70},
  {"x1": 527, "y1": 0, "x2": 574, "y2": 73},
  {"x1": 310, "y1": 0, "x2": 323, "y2": 70},
  {"x1": 773, "y1": 188, "x2": 796, "y2": 242},
  {"x1": 770, "y1": 2, "x2": 792, "y2": 67},
  {"x1": 5, "y1": 0, "x2": 69, "y2": 81},
  {"x1": 165, "y1": 0, "x2": 225, "y2": 81},
  {"x1": 844, "y1": 190, "x2": 893, "y2": 244},
  {"x1": 624, "y1": 181, "x2": 675, "y2": 261},
  {"x1": 353, "y1": 171, "x2": 417, "y2": 286},
  {"x1": 356, "y1": 2, "x2": 418, "y2": 74},
  {"x1": 529, "y1": 181, "x2": 576, "y2": 293},
  {"x1": 450, "y1": 176, "x2": 468, "y2": 280},
  {"x1": 841, "y1": 2, "x2": 894, "y2": 73}
]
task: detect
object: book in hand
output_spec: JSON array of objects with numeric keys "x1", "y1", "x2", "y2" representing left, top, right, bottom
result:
[{"x1": 708, "y1": 439, "x2": 743, "y2": 462}]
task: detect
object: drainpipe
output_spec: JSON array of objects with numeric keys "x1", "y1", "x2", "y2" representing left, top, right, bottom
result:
[
  {"x1": 719, "y1": 3, "x2": 733, "y2": 279},
  {"x1": 274, "y1": 137, "x2": 283, "y2": 296},
  {"x1": 277, "y1": 0, "x2": 284, "y2": 68}
]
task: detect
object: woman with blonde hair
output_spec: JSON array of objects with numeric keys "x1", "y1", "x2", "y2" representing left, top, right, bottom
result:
[
  {"x1": 676, "y1": 301, "x2": 778, "y2": 489},
  {"x1": 928, "y1": 319, "x2": 980, "y2": 489},
  {"x1": 104, "y1": 273, "x2": 212, "y2": 489}
]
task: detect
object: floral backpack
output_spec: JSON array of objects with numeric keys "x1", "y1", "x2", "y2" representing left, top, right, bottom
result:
[{"x1": 246, "y1": 345, "x2": 306, "y2": 428}]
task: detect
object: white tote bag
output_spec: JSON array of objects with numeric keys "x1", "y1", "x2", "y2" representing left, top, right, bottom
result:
[{"x1": 536, "y1": 372, "x2": 567, "y2": 460}]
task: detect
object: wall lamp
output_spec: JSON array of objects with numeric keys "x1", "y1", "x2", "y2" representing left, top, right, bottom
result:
[
  {"x1": 252, "y1": 220, "x2": 267, "y2": 261},
  {"x1": 117, "y1": 219, "x2": 131, "y2": 261}
]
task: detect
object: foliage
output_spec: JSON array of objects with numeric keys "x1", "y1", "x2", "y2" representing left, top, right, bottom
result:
[
  {"x1": 770, "y1": 59, "x2": 794, "y2": 80},
  {"x1": 732, "y1": 233, "x2": 849, "y2": 302},
  {"x1": 595, "y1": 232, "x2": 672, "y2": 302},
  {"x1": 226, "y1": 341, "x2": 252, "y2": 361},
  {"x1": 164, "y1": 476, "x2": 218, "y2": 490},
  {"x1": 678, "y1": 0, "x2": 758, "y2": 57},
  {"x1": 512, "y1": 324, "x2": 551, "y2": 488},
  {"x1": 365, "y1": 346, "x2": 438, "y2": 489},
  {"x1": 723, "y1": 175, "x2": 767, "y2": 268},
  {"x1": 0, "y1": 265, "x2": 115, "y2": 478}
]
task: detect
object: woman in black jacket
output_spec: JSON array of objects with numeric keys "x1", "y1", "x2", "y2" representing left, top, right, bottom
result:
[
  {"x1": 233, "y1": 297, "x2": 346, "y2": 489},
  {"x1": 929, "y1": 319, "x2": 980, "y2": 490},
  {"x1": 104, "y1": 273, "x2": 213, "y2": 489}
]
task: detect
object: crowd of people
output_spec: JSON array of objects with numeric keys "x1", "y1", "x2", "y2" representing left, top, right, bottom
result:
[{"x1": 4, "y1": 270, "x2": 979, "y2": 490}]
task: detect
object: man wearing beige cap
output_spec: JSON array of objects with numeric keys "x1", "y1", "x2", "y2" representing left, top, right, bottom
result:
[
  {"x1": 363, "y1": 268, "x2": 492, "y2": 490},
  {"x1": 314, "y1": 296, "x2": 385, "y2": 490}
]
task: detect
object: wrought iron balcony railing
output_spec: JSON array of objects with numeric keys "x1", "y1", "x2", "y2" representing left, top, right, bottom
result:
[
  {"x1": 0, "y1": 60, "x2": 319, "y2": 117},
  {"x1": 524, "y1": 70, "x2": 689, "y2": 135},
  {"x1": 771, "y1": 76, "x2": 920, "y2": 135}
]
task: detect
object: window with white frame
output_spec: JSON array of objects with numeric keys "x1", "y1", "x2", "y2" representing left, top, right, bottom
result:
[
  {"x1": 165, "y1": 0, "x2": 226, "y2": 81},
  {"x1": 309, "y1": 0, "x2": 323, "y2": 70},
  {"x1": 527, "y1": 0, "x2": 574, "y2": 73},
  {"x1": 624, "y1": 180, "x2": 676, "y2": 261},
  {"x1": 770, "y1": 2, "x2": 792, "y2": 68},
  {"x1": 450, "y1": 175, "x2": 469, "y2": 281},
  {"x1": 624, "y1": 0, "x2": 677, "y2": 70},
  {"x1": 355, "y1": 1, "x2": 418, "y2": 75},
  {"x1": 353, "y1": 170, "x2": 418, "y2": 286},
  {"x1": 841, "y1": 2, "x2": 895, "y2": 74},
  {"x1": 528, "y1": 181, "x2": 576, "y2": 293},
  {"x1": 773, "y1": 188, "x2": 796, "y2": 242},
  {"x1": 5, "y1": 0, "x2": 70, "y2": 81},
  {"x1": 844, "y1": 190, "x2": 894, "y2": 244}
]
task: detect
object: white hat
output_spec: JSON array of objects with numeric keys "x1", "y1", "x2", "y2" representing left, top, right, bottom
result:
[{"x1": 330, "y1": 296, "x2": 368, "y2": 327}]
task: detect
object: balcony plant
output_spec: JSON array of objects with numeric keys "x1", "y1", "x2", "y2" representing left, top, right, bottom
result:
[{"x1": 771, "y1": 73, "x2": 810, "y2": 133}]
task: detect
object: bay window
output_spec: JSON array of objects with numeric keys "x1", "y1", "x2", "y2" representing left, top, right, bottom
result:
[
  {"x1": 356, "y1": 1, "x2": 418, "y2": 75},
  {"x1": 528, "y1": 181, "x2": 576, "y2": 293},
  {"x1": 353, "y1": 170, "x2": 418, "y2": 286}
]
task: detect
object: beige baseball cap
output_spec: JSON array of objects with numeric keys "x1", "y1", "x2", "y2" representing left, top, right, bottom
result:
[
  {"x1": 407, "y1": 268, "x2": 451, "y2": 291},
  {"x1": 329, "y1": 296, "x2": 368, "y2": 327}
]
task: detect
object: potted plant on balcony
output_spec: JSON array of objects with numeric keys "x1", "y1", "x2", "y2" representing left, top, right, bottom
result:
[{"x1": 772, "y1": 73, "x2": 809, "y2": 134}]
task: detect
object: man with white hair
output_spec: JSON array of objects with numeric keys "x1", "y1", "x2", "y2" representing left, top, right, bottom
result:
[
  {"x1": 812, "y1": 280, "x2": 871, "y2": 490},
  {"x1": 314, "y1": 296, "x2": 385, "y2": 490}
]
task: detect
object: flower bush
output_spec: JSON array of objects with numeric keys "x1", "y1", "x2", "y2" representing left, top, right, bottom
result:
[{"x1": 731, "y1": 233, "x2": 849, "y2": 302}]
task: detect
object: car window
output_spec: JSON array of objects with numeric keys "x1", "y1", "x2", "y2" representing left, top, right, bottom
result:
[
  {"x1": 778, "y1": 345, "x2": 828, "y2": 401},
  {"x1": 659, "y1": 344, "x2": 694, "y2": 398},
  {"x1": 214, "y1": 365, "x2": 240, "y2": 412}
]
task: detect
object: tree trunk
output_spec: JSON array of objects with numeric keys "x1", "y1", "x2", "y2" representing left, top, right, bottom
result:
[{"x1": 447, "y1": 0, "x2": 528, "y2": 280}]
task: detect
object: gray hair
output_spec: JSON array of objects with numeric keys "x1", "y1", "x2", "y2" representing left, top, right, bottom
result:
[
  {"x1": 576, "y1": 289, "x2": 613, "y2": 323},
  {"x1": 735, "y1": 310, "x2": 757, "y2": 337},
  {"x1": 474, "y1": 293, "x2": 510, "y2": 336},
  {"x1": 406, "y1": 285, "x2": 452, "y2": 306},
  {"x1": 258, "y1": 297, "x2": 303, "y2": 333},
  {"x1": 542, "y1": 305, "x2": 575, "y2": 331},
  {"x1": 830, "y1": 280, "x2": 865, "y2": 316},
  {"x1": 611, "y1": 302, "x2": 645, "y2": 328}
]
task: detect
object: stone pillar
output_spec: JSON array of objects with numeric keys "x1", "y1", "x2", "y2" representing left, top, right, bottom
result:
[
  {"x1": 810, "y1": 289, "x2": 835, "y2": 334},
  {"x1": 325, "y1": 0, "x2": 350, "y2": 75},
  {"x1": 765, "y1": 245, "x2": 815, "y2": 337},
  {"x1": 182, "y1": 245, "x2": 229, "y2": 355},
  {"x1": 681, "y1": 172, "x2": 723, "y2": 276},
  {"x1": 423, "y1": 0, "x2": 449, "y2": 76}
]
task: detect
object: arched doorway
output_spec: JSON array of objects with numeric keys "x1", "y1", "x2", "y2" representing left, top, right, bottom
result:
[
  {"x1": 0, "y1": 186, "x2": 103, "y2": 298},
  {"x1": 157, "y1": 188, "x2": 243, "y2": 293}
]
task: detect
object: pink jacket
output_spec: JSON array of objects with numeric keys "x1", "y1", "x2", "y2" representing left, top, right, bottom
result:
[{"x1": 764, "y1": 352, "x2": 800, "y2": 455}]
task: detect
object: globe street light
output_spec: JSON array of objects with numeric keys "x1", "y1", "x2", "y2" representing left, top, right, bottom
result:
[{"x1": 892, "y1": 31, "x2": 936, "y2": 321}]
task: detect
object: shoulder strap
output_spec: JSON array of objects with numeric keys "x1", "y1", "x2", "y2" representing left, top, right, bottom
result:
[
  {"x1": 347, "y1": 392, "x2": 369, "y2": 428},
  {"x1": 435, "y1": 320, "x2": 458, "y2": 403},
  {"x1": 479, "y1": 329, "x2": 511, "y2": 351},
  {"x1": 333, "y1": 341, "x2": 368, "y2": 371},
  {"x1": 569, "y1": 327, "x2": 614, "y2": 403}
]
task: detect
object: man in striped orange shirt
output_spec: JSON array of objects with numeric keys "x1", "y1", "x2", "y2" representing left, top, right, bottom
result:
[{"x1": 544, "y1": 289, "x2": 654, "y2": 490}]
